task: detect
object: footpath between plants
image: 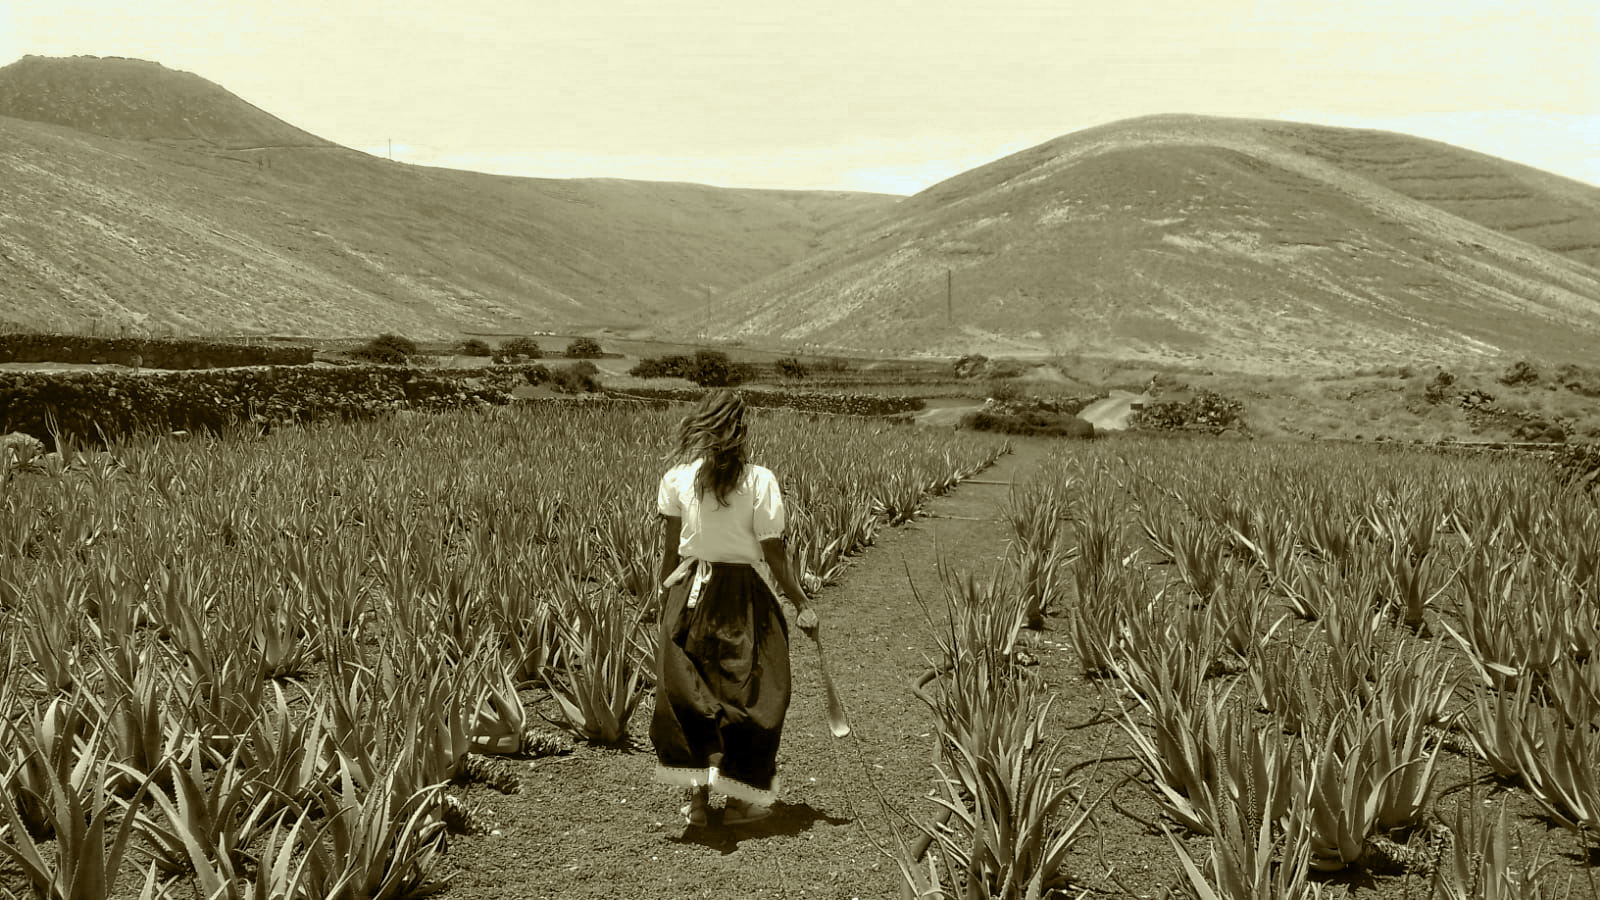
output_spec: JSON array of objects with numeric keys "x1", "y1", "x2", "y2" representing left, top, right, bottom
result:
[{"x1": 436, "y1": 439, "x2": 1062, "y2": 900}]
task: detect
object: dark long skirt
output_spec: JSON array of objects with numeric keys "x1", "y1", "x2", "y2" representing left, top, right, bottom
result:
[{"x1": 651, "y1": 563, "x2": 791, "y2": 805}]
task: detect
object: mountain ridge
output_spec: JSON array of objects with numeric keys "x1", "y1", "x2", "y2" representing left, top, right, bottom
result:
[
  {"x1": 2, "y1": 56, "x2": 1597, "y2": 375},
  {"x1": 0, "y1": 56, "x2": 899, "y2": 338},
  {"x1": 686, "y1": 114, "x2": 1600, "y2": 372}
]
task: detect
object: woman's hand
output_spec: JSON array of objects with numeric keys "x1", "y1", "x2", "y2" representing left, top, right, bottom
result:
[{"x1": 795, "y1": 607, "x2": 819, "y2": 634}]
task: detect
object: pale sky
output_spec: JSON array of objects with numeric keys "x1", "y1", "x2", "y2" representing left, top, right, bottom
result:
[{"x1": 1, "y1": 0, "x2": 1595, "y2": 193}]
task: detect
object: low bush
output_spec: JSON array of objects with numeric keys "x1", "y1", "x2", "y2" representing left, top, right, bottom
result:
[
  {"x1": 457, "y1": 339, "x2": 493, "y2": 357},
  {"x1": 549, "y1": 365, "x2": 600, "y2": 394},
  {"x1": 1552, "y1": 443, "x2": 1600, "y2": 490},
  {"x1": 987, "y1": 379, "x2": 1022, "y2": 403},
  {"x1": 628, "y1": 354, "x2": 690, "y2": 379},
  {"x1": 565, "y1": 337, "x2": 604, "y2": 359},
  {"x1": 1499, "y1": 360, "x2": 1540, "y2": 386},
  {"x1": 499, "y1": 337, "x2": 543, "y2": 361},
  {"x1": 776, "y1": 357, "x2": 809, "y2": 379},
  {"x1": 1423, "y1": 370, "x2": 1456, "y2": 404},
  {"x1": 353, "y1": 333, "x2": 418, "y2": 365},
  {"x1": 686, "y1": 350, "x2": 745, "y2": 388},
  {"x1": 1553, "y1": 363, "x2": 1600, "y2": 398},
  {"x1": 628, "y1": 350, "x2": 749, "y2": 387},
  {"x1": 959, "y1": 409, "x2": 1094, "y2": 438},
  {"x1": 953, "y1": 354, "x2": 988, "y2": 378},
  {"x1": 1513, "y1": 420, "x2": 1566, "y2": 443}
]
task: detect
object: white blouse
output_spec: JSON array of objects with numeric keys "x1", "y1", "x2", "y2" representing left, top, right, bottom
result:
[{"x1": 657, "y1": 460, "x2": 786, "y2": 564}]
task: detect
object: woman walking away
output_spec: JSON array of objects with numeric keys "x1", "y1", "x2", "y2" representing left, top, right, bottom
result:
[{"x1": 651, "y1": 390, "x2": 819, "y2": 827}]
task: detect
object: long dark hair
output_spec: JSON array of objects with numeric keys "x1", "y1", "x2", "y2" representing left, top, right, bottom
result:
[{"x1": 673, "y1": 390, "x2": 747, "y2": 507}]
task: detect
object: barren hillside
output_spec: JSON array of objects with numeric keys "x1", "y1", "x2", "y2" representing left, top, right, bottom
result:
[
  {"x1": 0, "y1": 56, "x2": 898, "y2": 338},
  {"x1": 694, "y1": 115, "x2": 1600, "y2": 372},
  {"x1": 0, "y1": 55, "x2": 335, "y2": 148}
]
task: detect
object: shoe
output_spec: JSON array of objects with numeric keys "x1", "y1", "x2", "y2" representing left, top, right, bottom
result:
[
  {"x1": 722, "y1": 799, "x2": 772, "y2": 826},
  {"x1": 681, "y1": 788, "x2": 709, "y2": 826}
]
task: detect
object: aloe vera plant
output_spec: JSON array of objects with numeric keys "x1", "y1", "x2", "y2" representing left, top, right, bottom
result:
[
  {"x1": 120, "y1": 737, "x2": 275, "y2": 879},
  {"x1": 1437, "y1": 802, "x2": 1563, "y2": 900},
  {"x1": 542, "y1": 582, "x2": 648, "y2": 743},
  {"x1": 1164, "y1": 780, "x2": 1317, "y2": 900},
  {"x1": 4, "y1": 695, "x2": 101, "y2": 840},
  {"x1": 300, "y1": 756, "x2": 448, "y2": 900},
  {"x1": 923, "y1": 641, "x2": 1091, "y2": 899},
  {"x1": 0, "y1": 751, "x2": 152, "y2": 900},
  {"x1": 87, "y1": 641, "x2": 187, "y2": 791},
  {"x1": 12, "y1": 567, "x2": 86, "y2": 694},
  {"x1": 238, "y1": 682, "x2": 337, "y2": 820},
  {"x1": 1300, "y1": 710, "x2": 1402, "y2": 871},
  {"x1": 1518, "y1": 704, "x2": 1600, "y2": 833},
  {"x1": 1170, "y1": 517, "x2": 1232, "y2": 604}
]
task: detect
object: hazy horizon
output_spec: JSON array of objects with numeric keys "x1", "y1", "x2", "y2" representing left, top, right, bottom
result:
[{"x1": 2, "y1": 1, "x2": 1594, "y2": 193}]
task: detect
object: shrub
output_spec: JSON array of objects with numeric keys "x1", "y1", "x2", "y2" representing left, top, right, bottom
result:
[
  {"x1": 960, "y1": 409, "x2": 1094, "y2": 438},
  {"x1": 687, "y1": 350, "x2": 743, "y2": 388},
  {"x1": 1553, "y1": 363, "x2": 1600, "y2": 398},
  {"x1": 352, "y1": 333, "x2": 417, "y2": 365},
  {"x1": 987, "y1": 379, "x2": 1022, "y2": 403},
  {"x1": 1500, "y1": 360, "x2": 1540, "y2": 386},
  {"x1": 985, "y1": 358, "x2": 1028, "y2": 379},
  {"x1": 565, "y1": 337, "x2": 603, "y2": 359},
  {"x1": 628, "y1": 354, "x2": 692, "y2": 380},
  {"x1": 456, "y1": 339, "x2": 492, "y2": 357},
  {"x1": 1423, "y1": 371, "x2": 1456, "y2": 405},
  {"x1": 1552, "y1": 443, "x2": 1600, "y2": 490},
  {"x1": 549, "y1": 365, "x2": 599, "y2": 393},
  {"x1": 953, "y1": 354, "x2": 988, "y2": 378},
  {"x1": 775, "y1": 357, "x2": 809, "y2": 379},
  {"x1": 1513, "y1": 420, "x2": 1566, "y2": 443},
  {"x1": 627, "y1": 350, "x2": 745, "y2": 387},
  {"x1": 499, "y1": 337, "x2": 543, "y2": 360},
  {"x1": 569, "y1": 360, "x2": 599, "y2": 377}
]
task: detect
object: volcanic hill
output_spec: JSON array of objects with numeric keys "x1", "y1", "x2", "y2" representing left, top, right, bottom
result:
[
  {"x1": 0, "y1": 56, "x2": 897, "y2": 338},
  {"x1": 690, "y1": 115, "x2": 1600, "y2": 372},
  {"x1": 3, "y1": 56, "x2": 1598, "y2": 374}
]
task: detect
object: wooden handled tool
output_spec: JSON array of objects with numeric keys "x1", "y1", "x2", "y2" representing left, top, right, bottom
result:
[{"x1": 808, "y1": 626, "x2": 850, "y2": 738}]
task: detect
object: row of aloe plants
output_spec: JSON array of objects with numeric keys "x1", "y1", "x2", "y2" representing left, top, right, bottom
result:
[
  {"x1": 980, "y1": 438, "x2": 1600, "y2": 899},
  {"x1": 0, "y1": 403, "x2": 1008, "y2": 899}
]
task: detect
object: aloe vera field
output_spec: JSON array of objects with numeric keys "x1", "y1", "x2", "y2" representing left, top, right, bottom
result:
[{"x1": 4, "y1": 401, "x2": 1600, "y2": 900}]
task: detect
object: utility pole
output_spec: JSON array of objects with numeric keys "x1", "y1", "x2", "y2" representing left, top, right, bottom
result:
[{"x1": 946, "y1": 269, "x2": 953, "y2": 325}]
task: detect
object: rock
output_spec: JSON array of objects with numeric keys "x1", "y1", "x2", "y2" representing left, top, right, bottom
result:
[
  {"x1": 1064, "y1": 418, "x2": 1095, "y2": 439},
  {"x1": 2, "y1": 432, "x2": 45, "y2": 467}
]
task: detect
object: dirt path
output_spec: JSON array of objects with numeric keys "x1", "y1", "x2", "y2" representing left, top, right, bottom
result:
[
  {"x1": 441, "y1": 439, "x2": 1068, "y2": 900},
  {"x1": 1077, "y1": 390, "x2": 1149, "y2": 432}
]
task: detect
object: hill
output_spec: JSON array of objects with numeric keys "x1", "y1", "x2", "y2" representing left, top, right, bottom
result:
[
  {"x1": 0, "y1": 56, "x2": 898, "y2": 338},
  {"x1": 0, "y1": 55, "x2": 334, "y2": 148},
  {"x1": 691, "y1": 115, "x2": 1600, "y2": 373}
]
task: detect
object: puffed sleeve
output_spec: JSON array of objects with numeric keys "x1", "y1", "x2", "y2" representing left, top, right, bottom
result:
[
  {"x1": 751, "y1": 466, "x2": 785, "y2": 540},
  {"x1": 657, "y1": 466, "x2": 682, "y2": 517}
]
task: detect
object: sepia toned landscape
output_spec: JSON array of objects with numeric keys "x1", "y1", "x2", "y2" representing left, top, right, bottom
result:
[{"x1": 3, "y1": 52, "x2": 1600, "y2": 900}]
